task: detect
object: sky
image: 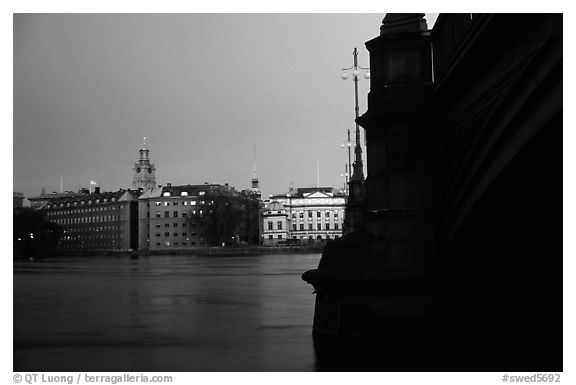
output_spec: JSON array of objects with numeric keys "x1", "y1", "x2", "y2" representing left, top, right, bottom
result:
[{"x1": 13, "y1": 13, "x2": 438, "y2": 201}]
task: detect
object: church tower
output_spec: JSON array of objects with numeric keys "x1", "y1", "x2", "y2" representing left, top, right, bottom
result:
[{"x1": 132, "y1": 137, "x2": 156, "y2": 190}]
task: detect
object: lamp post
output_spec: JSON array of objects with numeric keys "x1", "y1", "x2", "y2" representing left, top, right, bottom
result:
[
  {"x1": 340, "y1": 163, "x2": 349, "y2": 196},
  {"x1": 341, "y1": 47, "x2": 369, "y2": 234},
  {"x1": 341, "y1": 47, "x2": 370, "y2": 183},
  {"x1": 340, "y1": 130, "x2": 352, "y2": 180}
]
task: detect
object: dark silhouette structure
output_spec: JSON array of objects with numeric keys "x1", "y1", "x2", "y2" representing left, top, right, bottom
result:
[{"x1": 303, "y1": 14, "x2": 562, "y2": 371}]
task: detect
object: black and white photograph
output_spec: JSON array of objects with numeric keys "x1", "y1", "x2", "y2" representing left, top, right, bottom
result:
[{"x1": 10, "y1": 5, "x2": 566, "y2": 380}]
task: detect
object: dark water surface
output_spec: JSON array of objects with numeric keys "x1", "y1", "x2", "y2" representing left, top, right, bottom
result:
[{"x1": 14, "y1": 254, "x2": 321, "y2": 371}]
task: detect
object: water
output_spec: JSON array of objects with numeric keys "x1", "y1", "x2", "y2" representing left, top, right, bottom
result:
[{"x1": 14, "y1": 253, "x2": 321, "y2": 371}]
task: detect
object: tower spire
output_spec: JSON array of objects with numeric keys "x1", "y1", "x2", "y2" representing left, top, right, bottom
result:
[
  {"x1": 250, "y1": 145, "x2": 260, "y2": 198},
  {"x1": 252, "y1": 144, "x2": 257, "y2": 180}
]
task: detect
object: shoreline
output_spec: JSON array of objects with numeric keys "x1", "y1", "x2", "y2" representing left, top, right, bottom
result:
[{"x1": 20, "y1": 245, "x2": 325, "y2": 258}]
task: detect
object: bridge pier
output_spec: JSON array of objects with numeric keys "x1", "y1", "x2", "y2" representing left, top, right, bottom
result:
[{"x1": 303, "y1": 13, "x2": 562, "y2": 371}]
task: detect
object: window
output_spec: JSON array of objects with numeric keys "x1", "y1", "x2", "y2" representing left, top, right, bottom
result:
[
  {"x1": 317, "y1": 211, "x2": 321, "y2": 218},
  {"x1": 183, "y1": 242, "x2": 187, "y2": 246},
  {"x1": 317, "y1": 223, "x2": 321, "y2": 231},
  {"x1": 173, "y1": 211, "x2": 178, "y2": 218},
  {"x1": 293, "y1": 224, "x2": 297, "y2": 231},
  {"x1": 277, "y1": 221, "x2": 283, "y2": 230},
  {"x1": 165, "y1": 211, "x2": 169, "y2": 218},
  {"x1": 300, "y1": 224, "x2": 304, "y2": 231},
  {"x1": 156, "y1": 243, "x2": 161, "y2": 246},
  {"x1": 164, "y1": 202, "x2": 169, "y2": 206},
  {"x1": 165, "y1": 232, "x2": 170, "y2": 237},
  {"x1": 163, "y1": 192, "x2": 171, "y2": 197},
  {"x1": 183, "y1": 223, "x2": 187, "y2": 228},
  {"x1": 174, "y1": 233, "x2": 178, "y2": 237},
  {"x1": 165, "y1": 223, "x2": 170, "y2": 228},
  {"x1": 156, "y1": 233, "x2": 161, "y2": 237},
  {"x1": 335, "y1": 223, "x2": 339, "y2": 230},
  {"x1": 325, "y1": 223, "x2": 330, "y2": 230},
  {"x1": 325, "y1": 211, "x2": 330, "y2": 218},
  {"x1": 181, "y1": 192, "x2": 188, "y2": 196},
  {"x1": 182, "y1": 212, "x2": 187, "y2": 217},
  {"x1": 309, "y1": 224, "x2": 313, "y2": 231},
  {"x1": 268, "y1": 235, "x2": 273, "y2": 240},
  {"x1": 299, "y1": 212, "x2": 304, "y2": 219},
  {"x1": 173, "y1": 201, "x2": 178, "y2": 206},
  {"x1": 199, "y1": 191, "x2": 205, "y2": 196},
  {"x1": 278, "y1": 235, "x2": 283, "y2": 239},
  {"x1": 182, "y1": 232, "x2": 187, "y2": 237},
  {"x1": 156, "y1": 224, "x2": 161, "y2": 228},
  {"x1": 183, "y1": 201, "x2": 188, "y2": 206},
  {"x1": 292, "y1": 212, "x2": 296, "y2": 218},
  {"x1": 268, "y1": 222, "x2": 273, "y2": 230},
  {"x1": 308, "y1": 211, "x2": 313, "y2": 218}
]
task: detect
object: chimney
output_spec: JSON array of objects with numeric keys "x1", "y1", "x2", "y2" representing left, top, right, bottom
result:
[{"x1": 167, "y1": 183, "x2": 172, "y2": 187}]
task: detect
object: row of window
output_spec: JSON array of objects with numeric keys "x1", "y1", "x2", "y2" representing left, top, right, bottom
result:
[
  {"x1": 155, "y1": 232, "x2": 197, "y2": 238},
  {"x1": 59, "y1": 242, "x2": 122, "y2": 249},
  {"x1": 63, "y1": 225, "x2": 124, "y2": 233},
  {"x1": 153, "y1": 200, "x2": 209, "y2": 207},
  {"x1": 61, "y1": 233, "x2": 124, "y2": 241},
  {"x1": 267, "y1": 234, "x2": 340, "y2": 240},
  {"x1": 266, "y1": 222, "x2": 340, "y2": 231},
  {"x1": 50, "y1": 215, "x2": 123, "y2": 225},
  {"x1": 155, "y1": 222, "x2": 195, "y2": 228},
  {"x1": 46, "y1": 197, "x2": 120, "y2": 209},
  {"x1": 153, "y1": 241, "x2": 205, "y2": 247},
  {"x1": 46, "y1": 205, "x2": 125, "y2": 215},
  {"x1": 154, "y1": 210, "x2": 204, "y2": 218},
  {"x1": 161, "y1": 191, "x2": 205, "y2": 197},
  {"x1": 293, "y1": 210, "x2": 341, "y2": 219}
]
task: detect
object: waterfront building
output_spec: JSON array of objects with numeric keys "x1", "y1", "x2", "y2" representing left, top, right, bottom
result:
[
  {"x1": 138, "y1": 183, "x2": 260, "y2": 250},
  {"x1": 38, "y1": 187, "x2": 140, "y2": 250},
  {"x1": 261, "y1": 201, "x2": 290, "y2": 245},
  {"x1": 263, "y1": 187, "x2": 346, "y2": 243},
  {"x1": 132, "y1": 137, "x2": 157, "y2": 190},
  {"x1": 13, "y1": 192, "x2": 24, "y2": 208}
]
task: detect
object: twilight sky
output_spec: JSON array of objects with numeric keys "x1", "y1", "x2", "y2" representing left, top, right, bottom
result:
[{"x1": 13, "y1": 13, "x2": 438, "y2": 201}]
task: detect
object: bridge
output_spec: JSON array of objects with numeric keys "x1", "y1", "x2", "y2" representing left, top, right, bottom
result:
[{"x1": 303, "y1": 13, "x2": 562, "y2": 371}]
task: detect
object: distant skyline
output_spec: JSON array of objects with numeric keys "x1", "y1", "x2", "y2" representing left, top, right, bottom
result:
[{"x1": 13, "y1": 13, "x2": 438, "y2": 201}]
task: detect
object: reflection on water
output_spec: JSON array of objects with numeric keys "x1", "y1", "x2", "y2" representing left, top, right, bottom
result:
[{"x1": 14, "y1": 254, "x2": 321, "y2": 371}]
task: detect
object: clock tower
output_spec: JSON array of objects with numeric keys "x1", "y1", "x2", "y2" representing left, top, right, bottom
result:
[{"x1": 132, "y1": 137, "x2": 156, "y2": 190}]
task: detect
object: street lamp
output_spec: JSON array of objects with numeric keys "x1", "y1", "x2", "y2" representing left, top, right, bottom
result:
[
  {"x1": 340, "y1": 163, "x2": 349, "y2": 196},
  {"x1": 340, "y1": 133, "x2": 352, "y2": 181},
  {"x1": 341, "y1": 47, "x2": 369, "y2": 184}
]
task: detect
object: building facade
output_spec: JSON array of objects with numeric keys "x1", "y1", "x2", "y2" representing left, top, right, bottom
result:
[
  {"x1": 262, "y1": 187, "x2": 346, "y2": 244},
  {"x1": 261, "y1": 201, "x2": 290, "y2": 245},
  {"x1": 138, "y1": 183, "x2": 257, "y2": 250},
  {"x1": 38, "y1": 188, "x2": 140, "y2": 250}
]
